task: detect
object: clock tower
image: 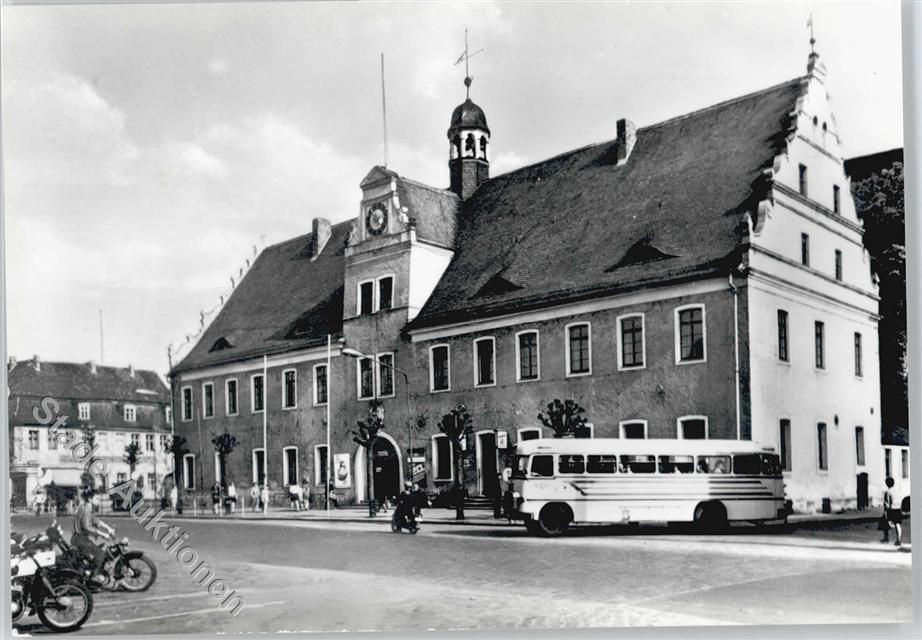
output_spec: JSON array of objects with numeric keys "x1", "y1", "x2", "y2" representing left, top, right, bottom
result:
[{"x1": 448, "y1": 77, "x2": 490, "y2": 200}]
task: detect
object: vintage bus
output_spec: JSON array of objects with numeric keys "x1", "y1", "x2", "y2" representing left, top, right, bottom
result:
[{"x1": 511, "y1": 438, "x2": 787, "y2": 536}]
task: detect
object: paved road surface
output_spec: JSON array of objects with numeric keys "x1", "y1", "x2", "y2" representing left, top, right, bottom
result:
[{"x1": 10, "y1": 514, "x2": 912, "y2": 635}]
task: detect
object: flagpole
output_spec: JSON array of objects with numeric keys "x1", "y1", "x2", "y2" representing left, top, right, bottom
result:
[
  {"x1": 326, "y1": 335, "x2": 332, "y2": 517},
  {"x1": 262, "y1": 355, "x2": 268, "y2": 516}
]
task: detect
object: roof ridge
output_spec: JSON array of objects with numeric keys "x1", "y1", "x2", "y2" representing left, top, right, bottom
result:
[
  {"x1": 397, "y1": 175, "x2": 458, "y2": 198},
  {"x1": 21, "y1": 360, "x2": 161, "y2": 376},
  {"x1": 262, "y1": 219, "x2": 353, "y2": 252},
  {"x1": 489, "y1": 76, "x2": 805, "y2": 183}
]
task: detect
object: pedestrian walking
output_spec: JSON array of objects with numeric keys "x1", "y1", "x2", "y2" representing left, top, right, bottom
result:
[
  {"x1": 260, "y1": 484, "x2": 269, "y2": 512},
  {"x1": 880, "y1": 477, "x2": 903, "y2": 547},
  {"x1": 211, "y1": 482, "x2": 223, "y2": 515},
  {"x1": 249, "y1": 484, "x2": 259, "y2": 512},
  {"x1": 288, "y1": 483, "x2": 302, "y2": 511},
  {"x1": 226, "y1": 482, "x2": 237, "y2": 514},
  {"x1": 169, "y1": 485, "x2": 178, "y2": 515},
  {"x1": 300, "y1": 479, "x2": 310, "y2": 511}
]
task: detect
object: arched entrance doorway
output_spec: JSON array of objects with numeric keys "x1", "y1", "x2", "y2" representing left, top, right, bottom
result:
[{"x1": 353, "y1": 433, "x2": 403, "y2": 503}]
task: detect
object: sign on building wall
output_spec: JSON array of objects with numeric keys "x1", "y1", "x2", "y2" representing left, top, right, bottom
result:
[{"x1": 333, "y1": 453, "x2": 351, "y2": 488}]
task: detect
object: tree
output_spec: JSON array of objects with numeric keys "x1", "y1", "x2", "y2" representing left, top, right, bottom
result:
[
  {"x1": 211, "y1": 433, "x2": 238, "y2": 487},
  {"x1": 352, "y1": 401, "x2": 384, "y2": 517},
  {"x1": 437, "y1": 404, "x2": 473, "y2": 520},
  {"x1": 537, "y1": 399, "x2": 589, "y2": 438},
  {"x1": 123, "y1": 442, "x2": 142, "y2": 480},
  {"x1": 853, "y1": 160, "x2": 907, "y2": 435},
  {"x1": 164, "y1": 436, "x2": 190, "y2": 488}
]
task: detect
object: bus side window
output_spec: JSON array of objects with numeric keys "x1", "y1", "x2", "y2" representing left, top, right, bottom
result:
[
  {"x1": 733, "y1": 454, "x2": 761, "y2": 475},
  {"x1": 587, "y1": 455, "x2": 617, "y2": 474},
  {"x1": 660, "y1": 455, "x2": 694, "y2": 474},
  {"x1": 558, "y1": 455, "x2": 585, "y2": 474},
  {"x1": 621, "y1": 455, "x2": 655, "y2": 474},
  {"x1": 697, "y1": 456, "x2": 729, "y2": 474},
  {"x1": 530, "y1": 455, "x2": 554, "y2": 477},
  {"x1": 696, "y1": 457, "x2": 709, "y2": 473}
]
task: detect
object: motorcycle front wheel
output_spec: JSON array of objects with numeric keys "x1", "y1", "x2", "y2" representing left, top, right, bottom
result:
[
  {"x1": 36, "y1": 579, "x2": 93, "y2": 632},
  {"x1": 116, "y1": 555, "x2": 157, "y2": 592}
]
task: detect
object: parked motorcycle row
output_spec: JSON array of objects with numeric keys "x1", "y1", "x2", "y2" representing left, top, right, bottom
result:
[{"x1": 11, "y1": 520, "x2": 157, "y2": 633}]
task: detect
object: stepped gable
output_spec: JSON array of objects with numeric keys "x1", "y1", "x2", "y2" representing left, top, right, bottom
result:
[
  {"x1": 408, "y1": 77, "x2": 804, "y2": 330},
  {"x1": 172, "y1": 220, "x2": 351, "y2": 374}
]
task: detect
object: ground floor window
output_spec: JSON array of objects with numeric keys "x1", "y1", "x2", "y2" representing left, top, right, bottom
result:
[
  {"x1": 517, "y1": 428, "x2": 541, "y2": 442},
  {"x1": 901, "y1": 449, "x2": 909, "y2": 479},
  {"x1": 314, "y1": 445, "x2": 329, "y2": 486},
  {"x1": 284, "y1": 447, "x2": 299, "y2": 486},
  {"x1": 252, "y1": 449, "x2": 266, "y2": 484},
  {"x1": 182, "y1": 454, "x2": 195, "y2": 490},
  {"x1": 885, "y1": 448, "x2": 892, "y2": 478},
  {"x1": 779, "y1": 419, "x2": 791, "y2": 471},
  {"x1": 678, "y1": 416, "x2": 708, "y2": 439},
  {"x1": 817, "y1": 423, "x2": 828, "y2": 471},
  {"x1": 432, "y1": 435, "x2": 453, "y2": 481},
  {"x1": 620, "y1": 421, "x2": 647, "y2": 439}
]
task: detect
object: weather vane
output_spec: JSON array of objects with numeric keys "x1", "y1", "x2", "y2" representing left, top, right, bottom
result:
[
  {"x1": 454, "y1": 28, "x2": 484, "y2": 99},
  {"x1": 807, "y1": 14, "x2": 816, "y2": 54}
]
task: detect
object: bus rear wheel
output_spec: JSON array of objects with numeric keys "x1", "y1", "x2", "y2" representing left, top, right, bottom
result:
[
  {"x1": 693, "y1": 501, "x2": 728, "y2": 533},
  {"x1": 536, "y1": 503, "x2": 572, "y2": 537}
]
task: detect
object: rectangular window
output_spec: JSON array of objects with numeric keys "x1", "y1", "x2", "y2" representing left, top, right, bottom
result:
[
  {"x1": 159, "y1": 434, "x2": 167, "y2": 450},
  {"x1": 377, "y1": 353, "x2": 394, "y2": 397},
  {"x1": 145, "y1": 434, "x2": 154, "y2": 452},
  {"x1": 587, "y1": 454, "x2": 618, "y2": 474},
  {"x1": 284, "y1": 448, "x2": 298, "y2": 486},
  {"x1": 283, "y1": 369, "x2": 297, "y2": 408},
  {"x1": 430, "y1": 345, "x2": 450, "y2": 392},
  {"x1": 378, "y1": 276, "x2": 393, "y2": 311},
  {"x1": 799, "y1": 163, "x2": 808, "y2": 196},
  {"x1": 147, "y1": 473, "x2": 156, "y2": 492},
  {"x1": 97, "y1": 431, "x2": 108, "y2": 449},
  {"x1": 801, "y1": 233, "x2": 810, "y2": 266},
  {"x1": 517, "y1": 331, "x2": 540, "y2": 381},
  {"x1": 677, "y1": 306, "x2": 705, "y2": 363},
  {"x1": 833, "y1": 185, "x2": 841, "y2": 214},
  {"x1": 855, "y1": 426, "x2": 865, "y2": 466},
  {"x1": 574, "y1": 423, "x2": 594, "y2": 439},
  {"x1": 359, "y1": 281, "x2": 374, "y2": 315},
  {"x1": 679, "y1": 417, "x2": 707, "y2": 440},
  {"x1": 659, "y1": 455, "x2": 695, "y2": 474},
  {"x1": 885, "y1": 448, "x2": 892, "y2": 478},
  {"x1": 433, "y1": 435, "x2": 453, "y2": 481},
  {"x1": 124, "y1": 405, "x2": 137, "y2": 422},
  {"x1": 48, "y1": 429, "x2": 58, "y2": 450},
  {"x1": 621, "y1": 455, "x2": 656, "y2": 474},
  {"x1": 28, "y1": 429, "x2": 39, "y2": 450},
  {"x1": 314, "y1": 446, "x2": 329, "y2": 485},
  {"x1": 202, "y1": 383, "x2": 214, "y2": 418},
  {"x1": 183, "y1": 455, "x2": 195, "y2": 490},
  {"x1": 558, "y1": 455, "x2": 585, "y2": 475},
  {"x1": 901, "y1": 450, "x2": 909, "y2": 479},
  {"x1": 815, "y1": 321, "x2": 825, "y2": 369},
  {"x1": 226, "y1": 379, "x2": 238, "y2": 415},
  {"x1": 697, "y1": 455, "x2": 730, "y2": 474},
  {"x1": 567, "y1": 323, "x2": 591, "y2": 375},
  {"x1": 165, "y1": 407, "x2": 172, "y2": 425},
  {"x1": 252, "y1": 374, "x2": 265, "y2": 412},
  {"x1": 182, "y1": 387, "x2": 193, "y2": 421},
  {"x1": 314, "y1": 364, "x2": 328, "y2": 405},
  {"x1": 835, "y1": 250, "x2": 843, "y2": 281},
  {"x1": 117, "y1": 472, "x2": 128, "y2": 485},
  {"x1": 530, "y1": 455, "x2": 554, "y2": 477},
  {"x1": 619, "y1": 315, "x2": 644, "y2": 369},
  {"x1": 780, "y1": 419, "x2": 792, "y2": 471},
  {"x1": 620, "y1": 421, "x2": 647, "y2": 439},
  {"x1": 474, "y1": 338, "x2": 495, "y2": 386},
  {"x1": 131, "y1": 433, "x2": 140, "y2": 446},
  {"x1": 817, "y1": 422, "x2": 828, "y2": 470},
  {"x1": 358, "y1": 358, "x2": 375, "y2": 399},
  {"x1": 777, "y1": 310, "x2": 789, "y2": 362},
  {"x1": 517, "y1": 428, "x2": 541, "y2": 442},
  {"x1": 78, "y1": 403, "x2": 91, "y2": 421},
  {"x1": 854, "y1": 333, "x2": 863, "y2": 377},
  {"x1": 252, "y1": 449, "x2": 266, "y2": 484}
]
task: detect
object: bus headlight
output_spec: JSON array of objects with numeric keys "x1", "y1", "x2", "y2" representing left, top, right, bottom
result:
[{"x1": 512, "y1": 492, "x2": 520, "y2": 500}]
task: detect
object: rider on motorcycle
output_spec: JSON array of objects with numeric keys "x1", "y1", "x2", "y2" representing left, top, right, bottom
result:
[
  {"x1": 72, "y1": 491, "x2": 114, "y2": 582},
  {"x1": 395, "y1": 482, "x2": 417, "y2": 528}
]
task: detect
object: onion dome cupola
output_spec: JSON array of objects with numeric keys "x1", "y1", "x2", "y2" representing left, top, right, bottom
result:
[{"x1": 447, "y1": 76, "x2": 490, "y2": 200}]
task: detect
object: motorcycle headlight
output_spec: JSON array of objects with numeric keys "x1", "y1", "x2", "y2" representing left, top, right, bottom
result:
[{"x1": 119, "y1": 537, "x2": 129, "y2": 545}]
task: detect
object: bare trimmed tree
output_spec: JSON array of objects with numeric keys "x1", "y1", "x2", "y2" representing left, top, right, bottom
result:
[
  {"x1": 438, "y1": 404, "x2": 473, "y2": 520},
  {"x1": 537, "y1": 399, "x2": 589, "y2": 438},
  {"x1": 353, "y1": 401, "x2": 384, "y2": 517}
]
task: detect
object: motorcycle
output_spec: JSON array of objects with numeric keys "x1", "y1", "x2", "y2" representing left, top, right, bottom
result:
[
  {"x1": 11, "y1": 531, "x2": 94, "y2": 632},
  {"x1": 46, "y1": 521, "x2": 157, "y2": 592},
  {"x1": 390, "y1": 503, "x2": 419, "y2": 534}
]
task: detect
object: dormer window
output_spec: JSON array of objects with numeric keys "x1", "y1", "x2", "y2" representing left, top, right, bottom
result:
[
  {"x1": 124, "y1": 404, "x2": 137, "y2": 422},
  {"x1": 209, "y1": 337, "x2": 233, "y2": 352},
  {"x1": 78, "y1": 403, "x2": 91, "y2": 421}
]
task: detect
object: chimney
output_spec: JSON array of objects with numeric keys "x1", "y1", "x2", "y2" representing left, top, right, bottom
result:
[
  {"x1": 616, "y1": 118, "x2": 637, "y2": 166},
  {"x1": 32, "y1": 354, "x2": 40, "y2": 372},
  {"x1": 128, "y1": 364, "x2": 135, "y2": 378},
  {"x1": 87, "y1": 361, "x2": 97, "y2": 375},
  {"x1": 312, "y1": 218, "x2": 332, "y2": 258}
]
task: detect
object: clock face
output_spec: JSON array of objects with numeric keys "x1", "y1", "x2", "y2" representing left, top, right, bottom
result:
[{"x1": 366, "y1": 204, "x2": 388, "y2": 236}]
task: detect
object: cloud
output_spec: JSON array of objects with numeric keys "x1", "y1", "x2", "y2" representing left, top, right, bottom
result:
[{"x1": 207, "y1": 57, "x2": 228, "y2": 76}]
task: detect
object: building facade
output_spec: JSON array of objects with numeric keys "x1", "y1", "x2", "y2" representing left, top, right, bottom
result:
[
  {"x1": 8, "y1": 356, "x2": 172, "y2": 507},
  {"x1": 170, "y1": 49, "x2": 884, "y2": 513}
]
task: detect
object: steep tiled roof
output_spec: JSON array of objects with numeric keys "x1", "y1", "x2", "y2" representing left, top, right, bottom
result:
[
  {"x1": 408, "y1": 77, "x2": 804, "y2": 329},
  {"x1": 8, "y1": 361, "x2": 168, "y2": 403},
  {"x1": 397, "y1": 178, "x2": 459, "y2": 248},
  {"x1": 171, "y1": 221, "x2": 351, "y2": 374}
]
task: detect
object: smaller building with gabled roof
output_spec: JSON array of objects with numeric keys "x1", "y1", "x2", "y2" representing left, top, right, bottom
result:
[{"x1": 8, "y1": 355, "x2": 172, "y2": 509}]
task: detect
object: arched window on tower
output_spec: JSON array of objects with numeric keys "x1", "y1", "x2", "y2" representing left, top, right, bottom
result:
[
  {"x1": 465, "y1": 133, "x2": 476, "y2": 158},
  {"x1": 480, "y1": 136, "x2": 488, "y2": 160}
]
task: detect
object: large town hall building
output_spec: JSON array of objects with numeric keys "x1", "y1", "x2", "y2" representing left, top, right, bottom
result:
[{"x1": 170, "y1": 48, "x2": 883, "y2": 514}]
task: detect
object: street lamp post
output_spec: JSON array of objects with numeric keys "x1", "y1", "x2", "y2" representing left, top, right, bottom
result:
[{"x1": 342, "y1": 348, "x2": 413, "y2": 485}]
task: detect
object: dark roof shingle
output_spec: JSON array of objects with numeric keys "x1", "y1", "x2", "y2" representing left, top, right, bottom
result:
[{"x1": 8, "y1": 361, "x2": 168, "y2": 403}]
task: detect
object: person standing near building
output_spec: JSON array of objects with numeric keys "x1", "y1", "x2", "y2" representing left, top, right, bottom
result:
[
  {"x1": 226, "y1": 482, "x2": 237, "y2": 514},
  {"x1": 249, "y1": 484, "x2": 259, "y2": 512},
  {"x1": 260, "y1": 484, "x2": 269, "y2": 513},
  {"x1": 881, "y1": 477, "x2": 903, "y2": 547},
  {"x1": 288, "y1": 482, "x2": 302, "y2": 511},
  {"x1": 300, "y1": 479, "x2": 310, "y2": 511},
  {"x1": 169, "y1": 484, "x2": 178, "y2": 515},
  {"x1": 211, "y1": 482, "x2": 222, "y2": 515}
]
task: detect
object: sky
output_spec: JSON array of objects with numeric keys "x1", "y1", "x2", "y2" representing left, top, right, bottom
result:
[{"x1": 1, "y1": 1, "x2": 905, "y2": 378}]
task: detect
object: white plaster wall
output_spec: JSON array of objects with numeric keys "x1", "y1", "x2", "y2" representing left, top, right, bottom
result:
[{"x1": 407, "y1": 240, "x2": 455, "y2": 321}]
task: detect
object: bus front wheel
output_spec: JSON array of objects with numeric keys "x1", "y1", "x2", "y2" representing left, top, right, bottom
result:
[
  {"x1": 536, "y1": 503, "x2": 573, "y2": 537},
  {"x1": 693, "y1": 501, "x2": 728, "y2": 533}
]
